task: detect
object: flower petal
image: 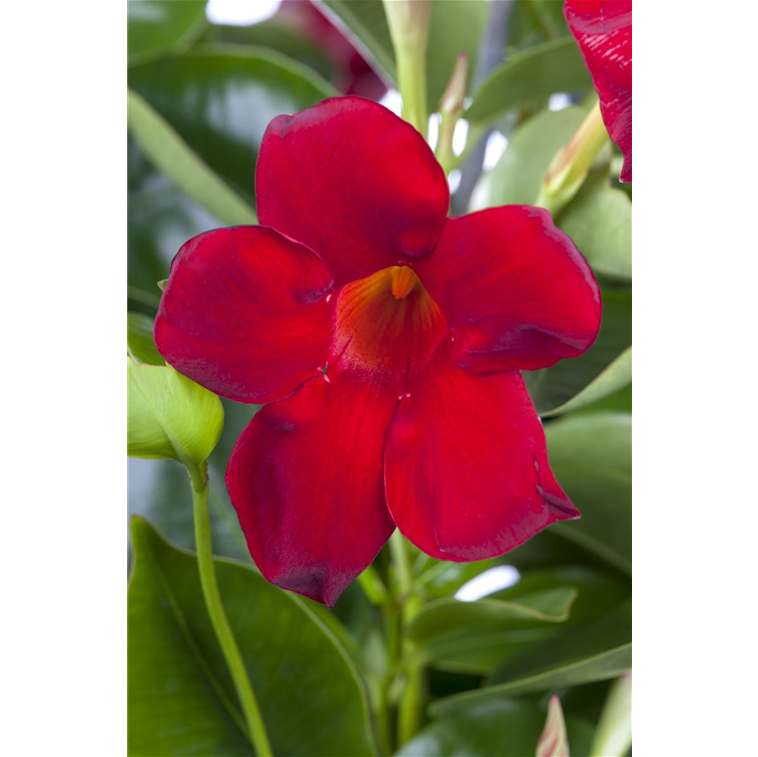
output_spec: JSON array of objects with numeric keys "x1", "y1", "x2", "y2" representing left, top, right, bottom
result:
[
  {"x1": 415, "y1": 206, "x2": 601, "y2": 373},
  {"x1": 385, "y1": 346, "x2": 578, "y2": 561},
  {"x1": 155, "y1": 226, "x2": 334, "y2": 404},
  {"x1": 256, "y1": 96, "x2": 449, "y2": 287},
  {"x1": 565, "y1": 0, "x2": 632, "y2": 182},
  {"x1": 226, "y1": 365, "x2": 397, "y2": 608}
]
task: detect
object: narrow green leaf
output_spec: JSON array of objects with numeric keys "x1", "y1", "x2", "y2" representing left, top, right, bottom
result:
[
  {"x1": 127, "y1": 357, "x2": 224, "y2": 466},
  {"x1": 430, "y1": 601, "x2": 632, "y2": 714},
  {"x1": 128, "y1": 517, "x2": 377, "y2": 756},
  {"x1": 128, "y1": 46, "x2": 339, "y2": 205},
  {"x1": 127, "y1": 88, "x2": 255, "y2": 226},
  {"x1": 317, "y1": 0, "x2": 396, "y2": 82},
  {"x1": 128, "y1": 0, "x2": 208, "y2": 64},
  {"x1": 547, "y1": 413, "x2": 632, "y2": 575},
  {"x1": 408, "y1": 589, "x2": 576, "y2": 675},
  {"x1": 526, "y1": 289, "x2": 631, "y2": 416},
  {"x1": 398, "y1": 698, "x2": 594, "y2": 757},
  {"x1": 127, "y1": 312, "x2": 165, "y2": 366},
  {"x1": 467, "y1": 38, "x2": 591, "y2": 123}
]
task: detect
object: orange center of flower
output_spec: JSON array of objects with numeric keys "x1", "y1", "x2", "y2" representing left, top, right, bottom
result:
[{"x1": 332, "y1": 265, "x2": 447, "y2": 386}]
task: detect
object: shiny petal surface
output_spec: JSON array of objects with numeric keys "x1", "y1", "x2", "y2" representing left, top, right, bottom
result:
[
  {"x1": 226, "y1": 365, "x2": 397, "y2": 608},
  {"x1": 565, "y1": 0, "x2": 632, "y2": 182},
  {"x1": 155, "y1": 226, "x2": 333, "y2": 404},
  {"x1": 416, "y1": 207, "x2": 601, "y2": 373},
  {"x1": 385, "y1": 347, "x2": 579, "y2": 561},
  {"x1": 256, "y1": 96, "x2": 449, "y2": 287}
]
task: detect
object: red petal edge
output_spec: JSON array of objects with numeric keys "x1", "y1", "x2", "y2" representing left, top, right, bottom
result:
[
  {"x1": 385, "y1": 346, "x2": 579, "y2": 561},
  {"x1": 226, "y1": 365, "x2": 397, "y2": 608},
  {"x1": 565, "y1": 0, "x2": 632, "y2": 182},
  {"x1": 155, "y1": 226, "x2": 334, "y2": 404},
  {"x1": 416, "y1": 206, "x2": 601, "y2": 373},
  {"x1": 256, "y1": 96, "x2": 449, "y2": 287}
]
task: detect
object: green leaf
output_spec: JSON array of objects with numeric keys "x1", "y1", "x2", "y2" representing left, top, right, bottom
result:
[
  {"x1": 127, "y1": 357, "x2": 224, "y2": 466},
  {"x1": 408, "y1": 589, "x2": 576, "y2": 675},
  {"x1": 127, "y1": 312, "x2": 165, "y2": 365},
  {"x1": 526, "y1": 288, "x2": 631, "y2": 416},
  {"x1": 398, "y1": 698, "x2": 594, "y2": 757},
  {"x1": 426, "y1": 0, "x2": 489, "y2": 110},
  {"x1": 430, "y1": 601, "x2": 632, "y2": 714},
  {"x1": 415, "y1": 558, "x2": 496, "y2": 599},
  {"x1": 318, "y1": 0, "x2": 488, "y2": 110},
  {"x1": 128, "y1": 517, "x2": 376, "y2": 756},
  {"x1": 317, "y1": 0, "x2": 396, "y2": 81},
  {"x1": 481, "y1": 106, "x2": 589, "y2": 211},
  {"x1": 201, "y1": 21, "x2": 336, "y2": 82},
  {"x1": 128, "y1": 46, "x2": 338, "y2": 207},
  {"x1": 127, "y1": 87, "x2": 255, "y2": 226},
  {"x1": 127, "y1": 137, "x2": 220, "y2": 308},
  {"x1": 128, "y1": 0, "x2": 208, "y2": 64},
  {"x1": 558, "y1": 168, "x2": 632, "y2": 281},
  {"x1": 546, "y1": 413, "x2": 632, "y2": 575},
  {"x1": 467, "y1": 38, "x2": 591, "y2": 123}
]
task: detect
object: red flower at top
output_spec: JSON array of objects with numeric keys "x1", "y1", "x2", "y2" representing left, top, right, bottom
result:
[
  {"x1": 565, "y1": 0, "x2": 632, "y2": 182},
  {"x1": 155, "y1": 97, "x2": 601, "y2": 607}
]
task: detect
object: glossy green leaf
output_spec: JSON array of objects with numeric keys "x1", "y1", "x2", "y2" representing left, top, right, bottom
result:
[
  {"x1": 127, "y1": 88, "x2": 255, "y2": 226},
  {"x1": 547, "y1": 413, "x2": 632, "y2": 575},
  {"x1": 408, "y1": 589, "x2": 575, "y2": 675},
  {"x1": 431, "y1": 601, "x2": 631, "y2": 714},
  {"x1": 467, "y1": 38, "x2": 591, "y2": 123},
  {"x1": 319, "y1": 0, "x2": 487, "y2": 110},
  {"x1": 481, "y1": 106, "x2": 589, "y2": 209},
  {"x1": 128, "y1": 0, "x2": 208, "y2": 64},
  {"x1": 127, "y1": 311, "x2": 165, "y2": 366},
  {"x1": 525, "y1": 288, "x2": 631, "y2": 416},
  {"x1": 128, "y1": 46, "x2": 338, "y2": 206},
  {"x1": 398, "y1": 698, "x2": 594, "y2": 757},
  {"x1": 559, "y1": 168, "x2": 632, "y2": 281},
  {"x1": 127, "y1": 357, "x2": 224, "y2": 465},
  {"x1": 128, "y1": 517, "x2": 376, "y2": 756}
]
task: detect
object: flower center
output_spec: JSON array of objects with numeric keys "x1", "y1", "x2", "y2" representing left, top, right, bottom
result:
[
  {"x1": 332, "y1": 265, "x2": 447, "y2": 387},
  {"x1": 391, "y1": 265, "x2": 420, "y2": 300}
]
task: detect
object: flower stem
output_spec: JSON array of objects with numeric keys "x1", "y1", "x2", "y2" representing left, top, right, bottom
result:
[
  {"x1": 383, "y1": 0, "x2": 432, "y2": 136},
  {"x1": 389, "y1": 531, "x2": 425, "y2": 747},
  {"x1": 188, "y1": 461, "x2": 273, "y2": 757}
]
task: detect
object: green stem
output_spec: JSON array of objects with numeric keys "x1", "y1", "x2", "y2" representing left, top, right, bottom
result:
[
  {"x1": 389, "y1": 532, "x2": 425, "y2": 747},
  {"x1": 382, "y1": 0, "x2": 431, "y2": 136},
  {"x1": 189, "y1": 461, "x2": 273, "y2": 757}
]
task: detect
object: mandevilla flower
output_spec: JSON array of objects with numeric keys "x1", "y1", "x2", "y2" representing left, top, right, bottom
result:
[
  {"x1": 155, "y1": 97, "x2": 601, "y2": 607},
  {"x1": 565, "y1": 0, "x2": 632, "y2": 182}
]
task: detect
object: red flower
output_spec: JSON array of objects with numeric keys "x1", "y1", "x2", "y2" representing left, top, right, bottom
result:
[
  {"x1": 565, "y1": 0, "x2": 632, "y2": 182},
  {"x1": 155, "y1": 98, "x2": 601, "y2": 607}
]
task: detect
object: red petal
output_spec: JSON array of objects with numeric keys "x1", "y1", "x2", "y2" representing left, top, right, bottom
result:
[
  {"x1": 256, "y1": 97, "x2": 449, "y2": 287},
  {"x1": 415, "y1": 207, "x2": 601, "y2": 373},
  {"x1": 385, "y1": 347, "x2": 579, "y2": 561},
  {"x1": 226, "y1": 366, "x2": 397, "y2": 608},
  {"x1": 155, "y1": 226, "x2": 333, "y2": 403},
  {"x1": 565, "y1": 0, "x2": 632, "y2": 182}
]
